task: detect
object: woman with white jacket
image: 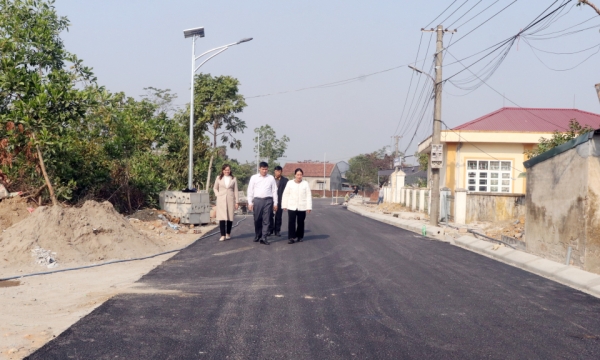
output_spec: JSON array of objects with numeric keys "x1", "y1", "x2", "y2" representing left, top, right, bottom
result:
[{"x1": 281, "y1": 168, "x2": 312, "y2": 244}]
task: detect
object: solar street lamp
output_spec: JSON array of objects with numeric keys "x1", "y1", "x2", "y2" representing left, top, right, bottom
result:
[{"x1": 183, "y1": 27, "x2": 253, "y2": 191}]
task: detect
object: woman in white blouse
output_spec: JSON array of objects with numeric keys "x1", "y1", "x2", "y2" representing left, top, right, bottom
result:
[
  {"x1": 213, "y1": 164, "x2": 239, "y2": 241},
  {"x1": 281, "y1": 168, "x2": 312, "y2": 244}
]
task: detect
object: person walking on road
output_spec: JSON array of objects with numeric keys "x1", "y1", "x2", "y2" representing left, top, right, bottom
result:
[
  {"x1": 247, "y1": 162, "x2": 278, "y2": 245},
  {"x1": 213, "y1": 164, "x2": 239, "y2": 241},
  {"x1": 281, "y1": 168, "x2": 312, "y2": 244},
  {"x1": 269, "y1": 165, "x2": 288, "y2": 237}
]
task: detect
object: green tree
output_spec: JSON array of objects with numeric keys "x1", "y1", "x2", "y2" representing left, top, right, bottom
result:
[
  {"x1": 346, "y1": 154, "x2": 378, "y2": 189},
  {"x1": 253, "y1": 124, "x2": 290, "y2": 166},
  {"x1": 417, "y1": 152, "x2": 429, "y2": 171},
  {"x1": 0, "y1": 0, "x2": 97, "y2": 205},
  {"x1": 193, "y1": 73, "x2": 247, "y2": 190},
  {"x1": 525, "y1": 119, "x2": 594, "y2": 159}
]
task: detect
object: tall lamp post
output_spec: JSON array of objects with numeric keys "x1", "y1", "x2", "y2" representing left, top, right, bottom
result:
[{"x1": 183, "y1": 26, "x2": 252, "y2": 191}]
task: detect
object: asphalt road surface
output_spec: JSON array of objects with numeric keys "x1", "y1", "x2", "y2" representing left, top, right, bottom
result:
[{"x1": 28, "y1": 199, "x2": 600, "y2": 359}]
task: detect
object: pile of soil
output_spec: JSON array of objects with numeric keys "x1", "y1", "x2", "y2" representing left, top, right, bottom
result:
[
  {"x1": 129, "y1": 208, "x2": 164, "y2": 222},
  {"x1": 0, "y1": 201, "x2": 166, "y2": 270},
  {"x1": 483, "y1": 215, "x2": 526, "y2": 241},
  {"x1": 0, "y1": 196, "x2": 33, "y2": 231}
]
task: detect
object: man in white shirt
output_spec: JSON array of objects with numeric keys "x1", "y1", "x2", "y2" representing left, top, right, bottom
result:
[{"x1": 247, "y1": 162, "x2": 278, "y2": 245}]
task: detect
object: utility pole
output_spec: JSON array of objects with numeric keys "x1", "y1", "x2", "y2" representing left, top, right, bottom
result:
[
  {"x1": 595, "y1": 83, "x2": 600, "y2": 104},
  {"x1": 391, "y1": 135, "x2": 401, "y2": 169},
  {"x1": 421, "y1": 24, "x2": 455, "y2": 226},
  {"x1": 323, "y1": 153, "x2": 326, "y2": 198}
]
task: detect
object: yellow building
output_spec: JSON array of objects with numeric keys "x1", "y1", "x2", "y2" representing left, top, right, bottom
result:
[{"x1": 417, "y1": 107, "x2": 600, "y2": 195}]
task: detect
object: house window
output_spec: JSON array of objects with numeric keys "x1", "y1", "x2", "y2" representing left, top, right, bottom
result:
[
  {"x1": 466, "y1": 160, "x2": 512, "y2": 193},
  {"x1": 317, "y1": 182, "x2": 324, "y2": 190}
]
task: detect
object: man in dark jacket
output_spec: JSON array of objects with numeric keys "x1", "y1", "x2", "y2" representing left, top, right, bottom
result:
[{"x1": 269, "y1": 166, "x2": 288, "y2": 236}]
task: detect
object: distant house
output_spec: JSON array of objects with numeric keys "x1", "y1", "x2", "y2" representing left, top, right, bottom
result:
[
  {"x1": 378, "y1": 165, "x2": 426, "y2": 186},
  {"x1": 417, "y1": 107, "x2": 600, "y2": 195},
  {"x1": 282, "y1": 161, "x2": 348, "y2": 191}
]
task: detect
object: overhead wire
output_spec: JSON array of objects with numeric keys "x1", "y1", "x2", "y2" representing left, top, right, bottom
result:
[
  {"x1": 439, "y1": 0, "x2": 472, "y2": 26},
  {"x1": 444, "y1": 49, "x2": 568, "y2": 130},
  {"x1": 443, "y1": 0, "x2": 573, "y2": 87},
  {"x1": 395, "y1": 32, "x2": 435, "y2": 138},
  {"x1": 447, "y1": 0, "x2": 483, "y2": 29},
  {"x1": 522, "y1": 37, "x2": 600, "y2": 71},
  {"x1": 423, "y1": 0, "x2": 459, "y2": 28},
  {"x1": 393, "y1": 32, "x2": 425, "y2": 136},
  {"x1": 453, "y1": 0, "x2": 503, "y2": 29}
]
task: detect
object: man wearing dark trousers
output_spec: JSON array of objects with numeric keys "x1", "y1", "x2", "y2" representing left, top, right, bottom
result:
[
  {"x1": 247, "y1": 162, "x2": 278, "y2": 245},
  {"x1": 269, "y1": 166, "x2": 288, "y2": 237}
]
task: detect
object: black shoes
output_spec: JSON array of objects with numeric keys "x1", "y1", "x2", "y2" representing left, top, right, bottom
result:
[
  {"x1": 288, "y1": 238, "x2": 295, "y2": 244},
  {"x1": 297, "y1": 238, "x2": 303, "y2": 242},
  {"x1": 260, "y1": 237, "x2": 270, "y2": 245},
  {"x1": 253, "y1": 236, "x2": 260, "y2": 242},
  {"x1": 275, "y1": 232, "x2": 281, "y2": 237}
]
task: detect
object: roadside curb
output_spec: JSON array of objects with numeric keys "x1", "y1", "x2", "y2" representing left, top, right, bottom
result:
[
  {"x1": 347, "y1": 205, "x2": 447, "y2": 241},
  {"x1": 348, "y1": 205, "x2": 600, "y2": 299}
]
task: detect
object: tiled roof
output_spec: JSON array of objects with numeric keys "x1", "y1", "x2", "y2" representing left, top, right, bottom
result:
[
  {"x1": 452, "y1": 107, "x2": 600, "y2": 132},
  {"x1": 282, "y1": 162, "x2": 336, "y2": 177}
]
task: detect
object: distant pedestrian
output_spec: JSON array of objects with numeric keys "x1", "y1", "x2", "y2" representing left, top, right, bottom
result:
[
  {"x1": 247, "y1": 162, "x2": 278, "y2": 245},
  {"x1": 269, "y1": 165, "x2": 288, "y2": 237},
  {"x1": 282, "y1": 168, "x2": 312, "y2": 244},
  {"x1": 378, "y1": 186, "x2": 384, "y2": 205},
  {"x1": 213, "y1": 164, "x2": 239, "y2": 241}
]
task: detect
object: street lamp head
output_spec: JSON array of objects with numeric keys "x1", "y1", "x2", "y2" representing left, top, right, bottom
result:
[
  {"x1": 184, "y1": 27, "x2": 205, "y2": 39},
  {"x1": 408, "y1": 65, "x2": 422, "y2": 74},
  {"x1": 236, "y1": 37, "x2": 253, "y2": 44}
]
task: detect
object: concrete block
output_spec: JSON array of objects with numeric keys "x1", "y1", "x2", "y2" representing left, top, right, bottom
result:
[
  {"x1": 553, "y1": 267, "x2": 600, "y2": 290},
  {"x1": 466, "y1": 240, "x2": 493, "y2": 252},
  {"x1": 588, "y1": 283, "x2": 600, "y2": 297},
  {"x1": 523, "y1": 259, "x2": 569, "y2": 279},
  {"x1": 455, "y1": 236, "x2": 478, "y2": 246},
  {"x1": 160, "y1": 190, "x2": 211, "y2": 224},
  {"x1": 482, "y1": 246, "x2": 515, "y2": 260},
  {"x1": 500, "y1": 251, "x2": 540, "y2": 267}
]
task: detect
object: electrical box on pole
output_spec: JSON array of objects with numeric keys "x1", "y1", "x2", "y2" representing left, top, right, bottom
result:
[{"x1": 430, "y1": 144, "x2": 444, "y2": 169}]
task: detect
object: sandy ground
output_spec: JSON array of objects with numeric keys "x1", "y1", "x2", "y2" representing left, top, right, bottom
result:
[{"x1": 0, "y1": 227, "x2": 216, "y2": 360}]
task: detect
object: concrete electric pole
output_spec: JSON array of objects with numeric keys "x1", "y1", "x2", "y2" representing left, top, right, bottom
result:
[
  {"x1": 391, "y1": 135, "x2": 401, "y2": 169},
  {"x1": 422, "y1": 24, "x2": 455, "y2": 227}
]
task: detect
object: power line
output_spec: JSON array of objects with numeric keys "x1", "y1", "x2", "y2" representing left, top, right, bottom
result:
[
  {"x1": 447, "y1": 0, "x2": 484, "y2": 29},
  {"x1": 446, "y1": 0, "x2": 520, "y2": 49},
  {"x1": 423, "y1": 0, "x2": 459, "y2": 28},
  {"x1": 453, "y1": 0, "x2": 503, "y2": 29},
  {"x1": 395, "y1": 33, "x2": 435, "y2": 138},
  {"x1": 444, "y1": 49, "x2": 569, "y2": 130},
  {"x1": 443, "y1": 1, "x2": 573, "y2": 88},
  {"x1": 393, "y1": 33, "x2": 425, "y2": 136},
  {"x1": 439, "y1": 0, "x2": 471, "y2": 26},
  {"x1": 522, "y1": 38, "x2": 600, "y2": 71}
]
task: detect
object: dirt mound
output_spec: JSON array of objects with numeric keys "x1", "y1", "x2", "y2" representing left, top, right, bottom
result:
[
  {"x1": 0, "y1": 196, "x2": 33, "y2": 230},
  {"x1": 0, "y1": 201, "x2": 166, "y2": 270}
]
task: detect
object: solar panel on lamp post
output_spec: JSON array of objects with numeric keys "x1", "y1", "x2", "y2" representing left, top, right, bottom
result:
[{"x1": 183, "y1": 28, "x2": 252, "y2": 191}]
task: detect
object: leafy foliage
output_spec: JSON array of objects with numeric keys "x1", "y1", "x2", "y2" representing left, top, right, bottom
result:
[
  {"x1": 525, "y1": 119, "x2": 594, "y2": 159},
  {"x1": 346, "y1": 148, "x2": 394, "y2": 188},
  {"x1": 253, "y1": 124, "x2": 290, "y2": 167},
  {"x1": 417, "y1": 152, "x2": 429, "y2": 171},
  {"x1": 0, "y1": 0, "x2": 251, "y2": 212}
]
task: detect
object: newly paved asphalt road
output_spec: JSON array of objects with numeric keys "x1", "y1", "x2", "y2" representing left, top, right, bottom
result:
[{"x1": 28, "y1": 199, "x2": 600, "y2": 359}]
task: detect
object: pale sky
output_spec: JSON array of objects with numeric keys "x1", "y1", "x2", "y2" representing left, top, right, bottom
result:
[{"x1": 55, "y1": 0, "x2": 600, "y2": 165}]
